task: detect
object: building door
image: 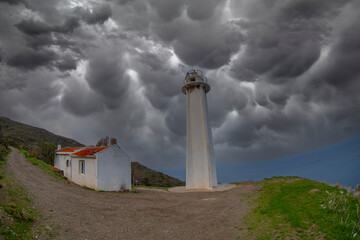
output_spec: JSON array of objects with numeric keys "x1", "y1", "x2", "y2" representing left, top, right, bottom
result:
[{"x1": 65, "y1": 158, "x2": 72, "y2": 180}]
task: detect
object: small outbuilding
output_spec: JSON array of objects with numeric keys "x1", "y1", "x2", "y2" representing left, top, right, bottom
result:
[{"x1": 54, "y1": 145, "x2": 131, "y2": 191}]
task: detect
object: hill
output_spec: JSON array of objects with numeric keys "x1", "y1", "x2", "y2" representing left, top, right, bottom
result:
[
  {"x1": 239, "y1": 177, "x2": 360, "y2": 239},
  {"x1": 131, "y1": 162, "x2": 184, "y2": 187},
  {"x1": 0, "y1": 116, "x2": 84, "y2": 150},
  {"x1": 0, "y1": 116, "x2": 184, "y2": 187}
]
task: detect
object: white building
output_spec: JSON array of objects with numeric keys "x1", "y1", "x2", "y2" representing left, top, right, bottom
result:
[
  {"x1": 181, "y1": 70, "x2": 217, "y2": 189},
  {"x1": 54, "y1": 145, "x2": 131, "y2": 191}
]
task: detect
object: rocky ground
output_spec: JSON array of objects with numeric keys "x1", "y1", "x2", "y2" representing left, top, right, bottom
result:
[{"x1": 6, "y1": 148, "x2": 258, "y2": 240}]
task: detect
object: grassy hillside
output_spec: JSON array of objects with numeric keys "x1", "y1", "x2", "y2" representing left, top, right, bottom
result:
[
  {"x1": 131, "y1": 162, "x2": 184, "y2": 187},
  {"x1": 237, "y1": 177, "x2": 360, "y2": 239},
  {"x1": 0, "y1": 116, "x2": 84, "y2": 150}
]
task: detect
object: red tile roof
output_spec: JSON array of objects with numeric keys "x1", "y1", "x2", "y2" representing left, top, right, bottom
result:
[
  {"x1": 56, "y1": 147, "x2": 83, "y2": 153},
  {"x1": 71, "y1": 146, "x2": 110, "y2": 157}
]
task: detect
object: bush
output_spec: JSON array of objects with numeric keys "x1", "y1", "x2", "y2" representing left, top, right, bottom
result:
[
  {"x1": 354, "y1": 184, "x2": 360, "y2": 198},
  {"x1": 29, "y1": 145, "x2": 41, "y2": 159},
  {"x1": 3, "y1": 202, "x2": 34, "y2": 222},
  {"x1": 40, "y1": 142, "x2": 56, "y2": 165}
]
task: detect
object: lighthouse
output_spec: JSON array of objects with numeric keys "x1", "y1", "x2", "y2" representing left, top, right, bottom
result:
[{"x1": 182, "y1": 70, "x2": 217, "y2": 189}]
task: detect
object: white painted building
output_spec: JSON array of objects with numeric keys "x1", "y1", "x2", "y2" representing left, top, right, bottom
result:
[
  {"x1": 54, "y1": 145, "x2": 131, "y2": 191},
  {"x1": 182, "y1": 70, "x2": 217, "y2": 190},
  {"x1": 54, "y1": 147, "x2": 84, "y2": 179}
]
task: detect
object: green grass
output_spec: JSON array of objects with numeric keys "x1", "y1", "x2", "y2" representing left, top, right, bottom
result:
[
  {"x1": 19, "y1": 149, "x2": 67, "y2": 182},
  {"x1": 82, "y1": 186, "x2": 139, "y2": 193},
  {"x1": 132, "y1": 185, "x2": 170, "y2": 191},
  {"x1": 98, "y1": 189, "x2": 139, "y2": 194},
  {"x1": 240, "y1": 177, "x2": 360, "y2": 239},
  {"x1": 82, "y1": 186, "x2": 138, "y2": 193},
  {"x1": 0, "y1": 148, "x2": 58, "y2": 239},
  {"x1": 0, "y1": 149, "x2": 39, "y2": 239},
  {"x1": 81, "y1": 186, "x2": 96, "y2": 191}
]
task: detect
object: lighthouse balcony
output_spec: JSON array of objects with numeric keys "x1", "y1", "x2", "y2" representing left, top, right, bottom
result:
[
  {"x1": 182, "y1": 70, "x2": 210, "y2": 94},
  {"x1": 183, "y1": 70, "x2": 208, "y2": 84}
]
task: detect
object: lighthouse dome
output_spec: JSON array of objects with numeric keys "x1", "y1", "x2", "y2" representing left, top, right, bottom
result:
[
  {"x1": 184, "y1": 70, "x2": 208, "y2": 84},
  {"x1": 182, "y1": 69, "x2": 210, "y2": 94}
]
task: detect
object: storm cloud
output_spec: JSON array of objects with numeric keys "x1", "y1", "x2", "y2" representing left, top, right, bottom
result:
[{"x1": 0, "y1": 0, "x2": 359, "y2": 168}]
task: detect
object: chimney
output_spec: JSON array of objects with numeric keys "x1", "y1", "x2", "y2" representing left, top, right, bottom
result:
[{"x1": 57, "y1": 144, "x2": 61, "y2": 150}]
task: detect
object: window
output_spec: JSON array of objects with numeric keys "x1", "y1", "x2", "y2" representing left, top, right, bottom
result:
[
  {"x1": 79, "y1": 160, "x2": 85, "y2": 175},
  {"x1": 66, "y1": 159, "x2": 70, "y2": 167}
]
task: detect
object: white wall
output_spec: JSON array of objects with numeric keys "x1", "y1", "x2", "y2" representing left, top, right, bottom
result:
[
  {"x1": 54, "y1": 154, "x2": 67, "y2": 172},
  {"x1": 54, "y1": 153, "x2": 72, "y2": 179},
  {"x1": 185, "y1": 85, "x2": 217, "y2": 189},
  {"x1": 97, "y1": 145, "x2": 131, "y2": 191},
  {"x1": 71, "y1": 157, "x2": 98, "y2": 190}
]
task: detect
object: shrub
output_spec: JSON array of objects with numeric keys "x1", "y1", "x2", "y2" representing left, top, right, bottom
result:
[
  {"x1": 40, "y1": 142, "x2": 56, "y2": 165},
  {"x1": 3, "y1": 202, "x2": 34, "y2": 222}
]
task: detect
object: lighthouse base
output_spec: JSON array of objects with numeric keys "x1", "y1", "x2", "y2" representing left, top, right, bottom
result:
[{"x1": 168, "y1": 184, "x2": 236, "y2": 193}]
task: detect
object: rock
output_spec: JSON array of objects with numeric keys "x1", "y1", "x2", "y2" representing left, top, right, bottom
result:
[
  {"x1": 202, "y1": 198, "x2": 216, "y2": 201},
  {"x1": 354, "y1": 184, "x2": 360, "y2": 198},
  {"x1": 309, "y1": 189, "x2": 319, "y2": 194}
]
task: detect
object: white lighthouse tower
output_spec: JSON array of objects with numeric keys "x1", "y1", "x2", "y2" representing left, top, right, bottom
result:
[{"x1": 182, "y1": 70, "x2": 217, "y2": 189}]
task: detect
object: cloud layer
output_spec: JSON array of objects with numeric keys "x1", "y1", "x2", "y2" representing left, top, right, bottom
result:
[{"x1": 0, "y1": 0, "x2": 359, "y2": 168}]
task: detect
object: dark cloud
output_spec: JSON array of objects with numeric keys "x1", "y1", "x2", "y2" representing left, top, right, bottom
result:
[
  {"x1": 0, "y1": 0, "x2": 27, "y2": 6},
  {"x1": 61, "y1": 80, "x2": 104, "y2": 117},
  {"x1": 231, "y1": 25, "x2": 322, "y2": 81},
  {"x1": 217, "y1": 113, "x2": 259, "y2": 148},
  {"x1": 164, "y1": 97, "x2": 186, "y2": 136},
  {"x1": 74, "y1": 4, "x2": 112, "y2": 25},
  {"x1": 14, "y1": 4, "x2": 112, "y2": 37},
  {"x1": 14, "y1": 13, "x2": 94, "y2": 37},
  {"x1": 16, "y1": 18, "x2": 80, "y2": 36},
  {"x1": 136, "y1": 51, "x2": 167, "y2": 71},
  {"x1": 278, "y1": 0, "x2": 348, "y2": 20},
  {"x1": 149, "y1": 0, "x2": 185, "y2": 22},
  {"x1": 267, "y1": 91, "x2": 289, "y2": 106},
  {"x1": 16, "y1": 19, "x2": 53, "y2": 35},
  {"x1": 6, "y1": 48, "x2": 57, "y2": 70},
  {"x1": 116, "y1": 0, "x2": 133, "y2": 5},
  {"x1": 6, "y1": 47, "x2": 80, "y2": 72},
  {"x1": 0, "y1": 0, "x2": 359, "y2": 169},
  {"x1": 207, "y1": 77, "x2": 249, "y2": 127},
  {"x1": 54, "y1": 54, "x2": 78, "y2": 71},
  {"x1": 230, "y1": 0, "x2": 350, "y2": 82},
  {"x1": 0, "y1": 49, "x2": 4, "y2": 64},
  {"x1": 186, "y1": 0, "x2": 223, "y2": 21},
  {"x1": 316, "y1": 16, "x2": 360, "y2": 87},
  {"x1": 171, "y1": 21, "x2": 243, "y2": 69},
  {"x1": 85, "y1": 48, "x2": 130, "y2": 110}
]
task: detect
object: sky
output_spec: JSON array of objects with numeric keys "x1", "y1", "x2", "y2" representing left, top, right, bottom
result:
[
  {"x1": 162, "y1": 135, "x2": 360, "y2": 187},
  {"x1": 0, "y1": 0, "x2": 359, "y2": 169}
]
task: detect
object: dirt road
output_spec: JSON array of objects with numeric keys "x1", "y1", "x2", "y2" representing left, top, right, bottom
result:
[{"x1": 6, "y1": 148, "x2": 256, "y2": 240}]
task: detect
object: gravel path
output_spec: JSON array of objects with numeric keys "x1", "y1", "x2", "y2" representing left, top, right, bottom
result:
[{"x1": 6, "y1": 148, "x2": 257, "y2": 240}]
